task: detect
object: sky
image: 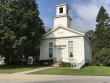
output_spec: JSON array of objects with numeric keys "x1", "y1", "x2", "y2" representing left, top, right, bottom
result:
[{"x1": 37, "y1": 0, "x2": 110, "y2": 32}]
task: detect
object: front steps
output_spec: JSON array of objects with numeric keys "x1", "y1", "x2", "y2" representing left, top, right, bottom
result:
[
  {"x1": 72, "y1": 61, "x2": 85, "y2": 69},
  {"x1": 51, "y1": 60, "x2": 85, "y2": 69},
  {"x1": 52, "y1": 62, "x2": 61, "y2": 67}
]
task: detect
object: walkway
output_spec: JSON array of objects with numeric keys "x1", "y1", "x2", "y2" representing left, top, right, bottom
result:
[{"x1": 13, "y1": 67, "x2": 52, "y2": 75}]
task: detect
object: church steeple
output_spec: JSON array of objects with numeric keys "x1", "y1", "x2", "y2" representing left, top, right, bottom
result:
[{"x1": 54, "y1": 3, "x2": 72, "y2": 28}]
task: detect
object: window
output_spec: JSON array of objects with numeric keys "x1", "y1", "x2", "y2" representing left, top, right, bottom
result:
[
  {"x1": 68, "y1": 41, "x2": 73, "y2": 57},
  {"x1": 59, "y1": 7, "x2": 63, "y2": 13},
  {"x1": 49, "y1": 42, "x2": 53, "y2": 58}
]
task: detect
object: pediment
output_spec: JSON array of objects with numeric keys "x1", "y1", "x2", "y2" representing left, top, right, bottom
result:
[{"x1": 43, "y1": 26, "x2": 85, "y2": 39}]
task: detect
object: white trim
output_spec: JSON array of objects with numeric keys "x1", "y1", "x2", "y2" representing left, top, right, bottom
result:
[
  {"x1": 68, "y1": 41, "x2": 73, "y2": 57},
  {"x1": 49, "y1": 42, "x2": 53, "y2": 58},
  {"x1": 54, "y1": 14, "x2": 72, "y2": 21},
  {"x1": 42, "y1": 25, "x2": 85, "y2": 38},
  {"x1": 56, "y1": 3, "x2": 70, "y2": 9},
  {"x1": 42, "y1": 36, "x2": 84, "y2": 40}
]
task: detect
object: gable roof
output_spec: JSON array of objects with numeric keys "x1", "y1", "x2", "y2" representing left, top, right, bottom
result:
[{"x1": 42, "y1": 25, "x2": 85, "y2": 38}]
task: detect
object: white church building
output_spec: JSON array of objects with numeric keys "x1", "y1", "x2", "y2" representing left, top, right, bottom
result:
[{"x1": 40, "y1": 3, "x2": 92, "y2": 69}]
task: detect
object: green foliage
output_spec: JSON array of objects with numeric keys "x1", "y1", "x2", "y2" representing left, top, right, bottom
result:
[
  {"x1": 39, "y1": 60, "x2": 53, "y2": 66},
  {"x1": 92, "y1": 6, "x2": 110, "y2": 53},
  {"x1": 45, "y1": 26, "x2": 52, "y2": 32},
  {"x1": 92, "y1": 6, "x2": 110, "y2": 65},
  {"x1": 0, "y1": 0, "x2": 16, "y2": 58},
  {"x1": 61, "y1": 62, "x2": 71, "y2": 67},
  {"x1": 0, "y1": 0, "x2": 45, "y2": 64},
  {"x1": 94, "y1": 48, "x2": 110, "y2": 66},
  {"x1": 85, "y1": 30, "x2": 94, "y2": 41}
]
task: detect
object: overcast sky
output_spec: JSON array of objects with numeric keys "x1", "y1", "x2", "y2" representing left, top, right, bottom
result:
[{"x1": 37, "y1": 0, "x2": 110, "y2": 32}]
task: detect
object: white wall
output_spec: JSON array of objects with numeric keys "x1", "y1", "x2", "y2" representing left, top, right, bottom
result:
[
  {"x1": 40, "y1": 37, "x2": 85, "y2": 63},
  {"x1": 54, "y1": 3, "x2": 71, "y2": 28},
  {"x1": 84, "y1": 37, "x2": 92, "y2": 63},
  {"x1": 54, "y1": 16, "x2": 71, "y2": 28},
  {"x1": 54, "y1": 16, "x2": 68, "y2": 28}
]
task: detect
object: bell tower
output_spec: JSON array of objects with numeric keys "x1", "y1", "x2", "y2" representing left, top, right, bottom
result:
[{"x1": 54, "y1": 3, "x2": 72, "y2": 28}]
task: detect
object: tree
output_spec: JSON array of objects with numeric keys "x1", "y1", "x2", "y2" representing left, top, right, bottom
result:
[
  {"x1": 45, "y1": 26, "x2": 52, "y2": 32},
  {"x1": 85, "y1": 30, "x2": 94, "y2": 41},
  {"x1": 0, "y1": 0, "x2": 45, "y2": 64},
  {"x1": 92, "y1": 6, "x2": 110, "y2": 65},
  {"x1": 12, "y1": 0, "x2": 45, "y2": 57},
  {"x1": 92, "y1": 6, "x2": 110, "y2": 53},
  {"x1": 0, "y1": 0, "x2": 16, "y2": 58}
]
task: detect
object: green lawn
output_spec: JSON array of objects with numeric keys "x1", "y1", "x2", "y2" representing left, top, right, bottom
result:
[
  {"x1": 30, "y1": 66, "x2": 110, "y2": 76},
  {"x1": 0, "y1": 65, "x2": 43, "y2": 74}
]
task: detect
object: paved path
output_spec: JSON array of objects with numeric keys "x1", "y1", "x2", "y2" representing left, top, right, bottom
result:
[
  {"x1": 0, "y1": 74, "x2": 110, "y2": 83},
  {"x1": 13, "y1": 67, "x2": 52, "y2": 75}
]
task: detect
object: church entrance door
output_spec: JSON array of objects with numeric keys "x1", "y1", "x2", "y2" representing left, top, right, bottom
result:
[{"x1": 56, "y1": 48, "x2": 62, "y2": 61}]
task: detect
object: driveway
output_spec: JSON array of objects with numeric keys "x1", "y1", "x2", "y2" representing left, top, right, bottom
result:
[{"x1": 0, "y1": 74, "x2": 110, "y2": 83}]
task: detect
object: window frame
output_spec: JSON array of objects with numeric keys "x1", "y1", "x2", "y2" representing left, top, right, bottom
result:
[
  {"x1": 49, "y1": 42, "x2": 53, "y2": 58},
  {"x1": 68, "y1": 41, "x2": 73, "y2": 57},
  {"x1": 59, "y1": 7, "x2": 63, "y2": 13}
]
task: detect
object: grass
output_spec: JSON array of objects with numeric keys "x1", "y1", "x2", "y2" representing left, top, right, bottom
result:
[
  {"x1": 30, "y1": 66, "x2": 110, "y2": 76},
  {"x1": 0, "y1": 65, "x2": 43, "y2": 74}
]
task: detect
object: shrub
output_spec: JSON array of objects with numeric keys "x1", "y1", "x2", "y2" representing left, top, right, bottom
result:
[
  {"x1": 61, "y1": 62, "x2": 71, "y2": 67},
  {"x1": 94, "y1": 48, "x2": 110, "y2": 66},
  {"x1": 39, "y1": 59, "x2": 54, "y2": 66}
]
